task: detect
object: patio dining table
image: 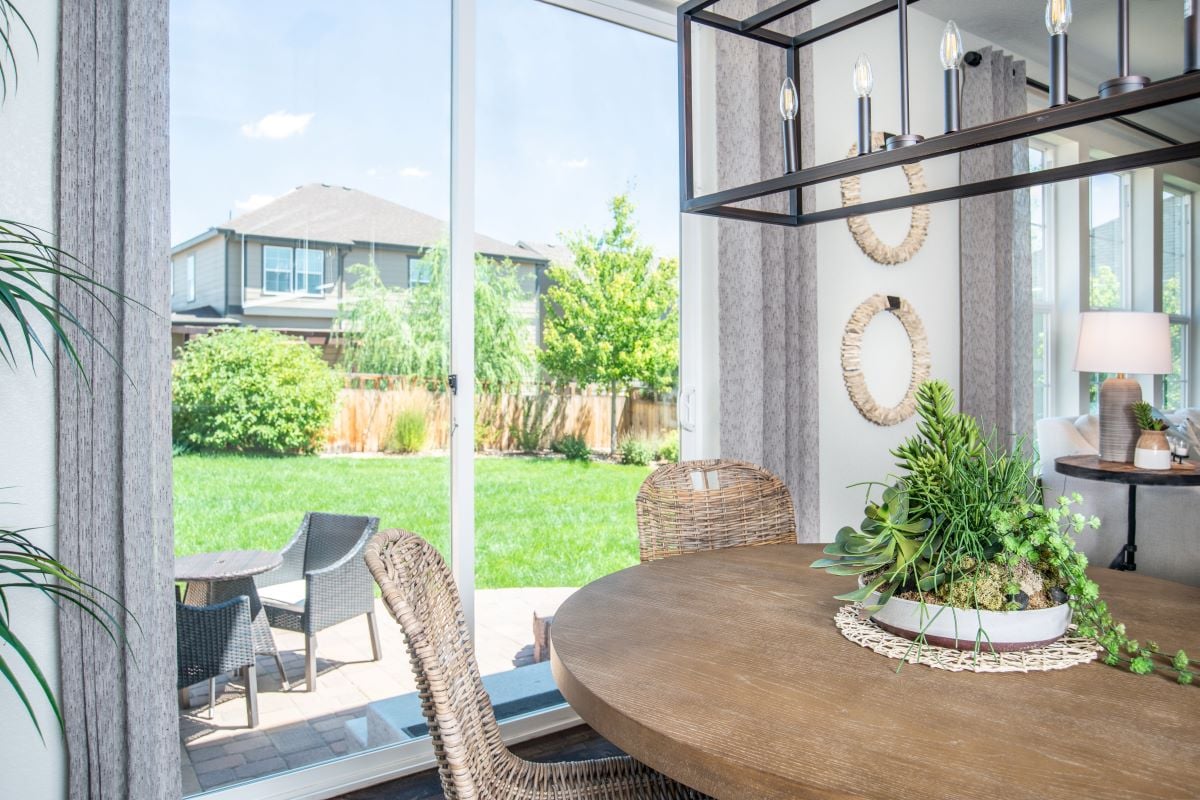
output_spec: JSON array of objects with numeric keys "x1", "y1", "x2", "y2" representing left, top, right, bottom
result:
[{"x1": 550, "y1": 543, "x2": 1200, "y2": 800}]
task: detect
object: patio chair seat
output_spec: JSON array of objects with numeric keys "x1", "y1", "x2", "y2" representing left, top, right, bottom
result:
[{"x1": 258, "y1": 579, "x2": 307, "y2": 607}]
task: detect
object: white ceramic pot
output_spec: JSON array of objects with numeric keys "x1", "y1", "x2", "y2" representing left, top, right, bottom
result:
[
  {"x1": 1134, "y1": 429, "x2": 1172, "y2": 470},
  {"x1": 864, "y1": 591, "x2": 1072, "y2": 652}
]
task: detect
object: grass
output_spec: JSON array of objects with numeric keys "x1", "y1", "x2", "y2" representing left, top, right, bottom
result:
[{"x1": 173, "y1": 454, "x2": 652, "y2": 589}]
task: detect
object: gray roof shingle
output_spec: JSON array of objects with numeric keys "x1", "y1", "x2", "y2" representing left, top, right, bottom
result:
[{"x1": 214, "y1": 183, "x2": 537, "y2": 261}]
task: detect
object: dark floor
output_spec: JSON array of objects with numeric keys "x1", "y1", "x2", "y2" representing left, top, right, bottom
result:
[{"x1": 338, "y1": 725, "x2": 620, "y2": 799}]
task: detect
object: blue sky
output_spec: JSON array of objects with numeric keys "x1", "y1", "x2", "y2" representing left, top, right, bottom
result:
[{"x1": 170, "y1": 0, "x2": 680, "y2": 259}]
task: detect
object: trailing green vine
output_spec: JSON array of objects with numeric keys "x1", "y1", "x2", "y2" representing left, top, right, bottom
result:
[{"x1": 994, "y1": 495, "x2": 1196, "y2": 685}]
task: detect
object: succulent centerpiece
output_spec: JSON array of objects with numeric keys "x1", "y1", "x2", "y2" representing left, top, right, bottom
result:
[{"x1": 813, "y1": 380, "x2": 1196, "y2": 683}]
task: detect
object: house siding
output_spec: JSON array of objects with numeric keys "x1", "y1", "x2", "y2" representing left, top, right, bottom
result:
[
  {"x1": 344, "y1": 246, "x2": 409, "y2": 290},
  {"x1": 171, "y1": 233, "x2": 225, "y2": 312}
]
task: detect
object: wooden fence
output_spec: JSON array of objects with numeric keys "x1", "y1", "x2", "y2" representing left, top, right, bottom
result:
[{"x1": 326, "y1": 375, "x2": 677, "y2": 453}]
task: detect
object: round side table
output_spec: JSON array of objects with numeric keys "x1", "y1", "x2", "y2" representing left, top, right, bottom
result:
[{"x1": 1054, "y1": 455, "x2": 1200, "y2": 571}]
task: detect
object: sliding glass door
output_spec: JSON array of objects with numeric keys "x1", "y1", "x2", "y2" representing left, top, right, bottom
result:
[{"x1": 169, "y1": 1, "x2": 683, "y2": 796}]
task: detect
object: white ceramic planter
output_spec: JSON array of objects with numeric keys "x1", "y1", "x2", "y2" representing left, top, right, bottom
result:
[
  {"x1": 1134, "y1": 429, "x2": 1172, "y2": 470},
  {"x1": 864, "y1": 591, "x2": 1072, "y2": 652}
]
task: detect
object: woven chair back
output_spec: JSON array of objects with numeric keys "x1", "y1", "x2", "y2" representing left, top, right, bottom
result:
[
  {"x1": 364, "y1": 529, "x2": 505, "y2": 799},
  {"x1": 636, "y1": 459, "x2": 797, "y2": 562},
  {"x1": 304, "y1": 512, "x2": 375, "y2": 572}
]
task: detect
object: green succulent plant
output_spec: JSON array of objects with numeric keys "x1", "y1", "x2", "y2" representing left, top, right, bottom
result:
[
  {"x1": 1131, "y1": 401, "x2": 1167, "y2": 432},
  {"x1": 811, "y1": 483, "x2": 931, "y2": 610}
]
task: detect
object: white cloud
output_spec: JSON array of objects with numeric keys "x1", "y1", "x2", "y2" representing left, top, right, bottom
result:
[
  {"x1": 234, "y1": 193, "x2": 275, "y2": 213},
  {"x1": 240, "y1": 111, "x2": 315, "y2": 140},
  {"x1": 399, "y1": 166, "x2": 431, "y2": 178},
  {"x1": 563, "y1": 157, "x2": 589, "y2": 169},
  {"x1": 366, "y1": 167, "x2": 379, "y2": 177}
]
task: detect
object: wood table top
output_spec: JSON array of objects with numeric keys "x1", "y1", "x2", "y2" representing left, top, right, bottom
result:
[
  {"x1": 174, "y1": 549, "x2": 282, "y2": 582},
  {"x1": 550, "y1": 543, "x2": 1200, "y2": 800},
  {"x1": 1055, "y1": 454, "x2": 1200, "y2": 486}
]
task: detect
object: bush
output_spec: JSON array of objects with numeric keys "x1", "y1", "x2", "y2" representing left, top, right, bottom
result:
[
  {"x1": 656, "y1": 430, "x2": 679, "y2": 463},
  {"x1": 389, "y1": 409, "x2": 427, "y2": 454},
  {"x1": 618, "y1": 437, "x2": 654, "y2": 466},
  {"x1": 552, "y1": 435, "x2": 591, "y2": 462},
  {"x1": 173, "y1": 327, "x2": 340, "y2": 454}
]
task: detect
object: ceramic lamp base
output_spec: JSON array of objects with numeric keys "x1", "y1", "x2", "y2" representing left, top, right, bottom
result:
[{"x1": 1099, "y1": 376, "x2": 1142, "y2": 463}]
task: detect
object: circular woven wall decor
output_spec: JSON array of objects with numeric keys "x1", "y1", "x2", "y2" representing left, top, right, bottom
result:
[
  {"x1": 841, "y1": 293, "x2": 931, "y2": 426},
  {"x1": 840, "y1": 132, "x2": 930, "y2": 266}
]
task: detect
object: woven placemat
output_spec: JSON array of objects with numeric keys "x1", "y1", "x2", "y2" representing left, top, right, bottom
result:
[{"x1": 835, "y1": 604, "x2": 1101, "y2": 673}]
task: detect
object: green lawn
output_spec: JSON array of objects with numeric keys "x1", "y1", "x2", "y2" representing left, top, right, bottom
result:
[{"x1": 173, "y1": 454, "x2": 650, "y2": 589}]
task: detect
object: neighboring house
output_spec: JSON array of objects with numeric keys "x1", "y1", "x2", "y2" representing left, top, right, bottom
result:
[{"x1": 170, "y1": 183, "x2": 551, "y2": 358}]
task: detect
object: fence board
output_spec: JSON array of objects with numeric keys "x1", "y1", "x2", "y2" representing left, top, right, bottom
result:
[{"x1": 326, "y1": 376, "x2": 677, "y2": 454}]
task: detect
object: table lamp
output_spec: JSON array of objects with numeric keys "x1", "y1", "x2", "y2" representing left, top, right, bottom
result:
[{"x1": 1074, "y1": 311, "x2": 1172, "y2": 462}]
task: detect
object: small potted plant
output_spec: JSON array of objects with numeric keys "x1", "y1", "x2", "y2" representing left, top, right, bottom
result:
[
  {"x1": 1131, "y1": 400, "x2": 1171, "y2": 470},
  {"x1": 812, "y1": 380, "x2": 1196, "y2": 684}
]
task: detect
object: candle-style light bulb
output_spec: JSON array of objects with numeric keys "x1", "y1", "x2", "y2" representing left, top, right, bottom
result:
[
  {"x1": 853, "y1": 54, "x2": 874, "y2": 98},
  {"x1": 853, "y1": 54, "x2": 873, "y2": 155},
  {"x1": 779, "y1": 77, "x2": 799, "y2": 173},
  {"x1": 940, "y1": 20, "x2": 964, "y2": 133},
  {"x1": 779, "y1": 76, "x2": 798, "y2": 121},
  {"x1": 940, "y1": 20, "x2": 964, "y2": 69},
  {"x1": 1046, "y1": 0, "x2": 1072, "y2": 35}
]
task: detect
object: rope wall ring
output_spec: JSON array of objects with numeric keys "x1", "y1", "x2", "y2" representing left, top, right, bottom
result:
[
  {"x1": 840, "y1": 132, "x2": 930, "y2": 266},
  {"x1": 841, "y1": 294, "x2": 932, "y2": 426}
]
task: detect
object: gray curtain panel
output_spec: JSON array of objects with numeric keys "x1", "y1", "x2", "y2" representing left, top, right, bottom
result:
[
  {"x1": 56, "y1": 1, "x2": 178, "y2": 798},
  {"x1": 715, "y1": 2, "x2": 819, "y2": 541},
  {"x1": 959, "y1": 47, "x2": 1034, "y2": 446}
]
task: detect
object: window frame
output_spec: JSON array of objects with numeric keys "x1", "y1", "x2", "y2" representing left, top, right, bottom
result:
[
  {"x1": 186, "y1": 253, "x2": 196, "y2": 302},
  {"x1": 408, "y1": 255, "x2": 434, "y2": 286},
  {"x1": 262, "y1": 244, "x2": 295, "y2": 295},
  {"x1": 295, "y1": 246, "x2": 326, "y2": 296},
  {"x1": 1088, "y1": 167, "x2": 1133, "y2": 312},
  {"x1": 1162, "y1": 182, "x2": 1193, "y2": 409},
  {"x1": 1030, "y1": 140, "x2": 1055, "y2": 420}
]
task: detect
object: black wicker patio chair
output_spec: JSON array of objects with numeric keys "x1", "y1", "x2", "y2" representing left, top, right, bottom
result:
[
  {"x1": 256, "y1": 512, "x2": 382, "y2": 691},
  {"x1": 176, "y1": 595, "x2": 259, "y2": 727}
]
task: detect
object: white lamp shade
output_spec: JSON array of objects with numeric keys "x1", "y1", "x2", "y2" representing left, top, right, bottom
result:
[{"x1": 1074, "y1": 311, "x2": 1172, "y2": 374}]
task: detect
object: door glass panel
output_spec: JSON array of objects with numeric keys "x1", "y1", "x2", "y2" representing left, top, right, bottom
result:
[
  {"x1": 170, "y1": 1, "x2": 450, "y2": 793},
  {"x1": 472, "y1": 0, "x2": 679, "y2": 712}
]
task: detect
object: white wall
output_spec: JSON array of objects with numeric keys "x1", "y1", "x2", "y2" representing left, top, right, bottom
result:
[
  {"x1": 811, "y1": 8, "x2": 962, "y2": 538},
  {"x1": 0, "y1": 0, "x2": 67, "y2": 797}
]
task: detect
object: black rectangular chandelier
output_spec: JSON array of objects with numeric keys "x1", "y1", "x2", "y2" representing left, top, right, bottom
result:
[{"x1": 678, "y1": 0, "x2": 1200, "y2": 227}]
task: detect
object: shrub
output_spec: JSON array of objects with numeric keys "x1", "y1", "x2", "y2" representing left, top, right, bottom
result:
[
  {"x1": 552, "y1": 435, "x2": 591, "y2": 462},
  {"x1": 389, "y1": 409, "x2": 427, "y2": 454},
  {"x1": 619, "y1": 437, "x2": 654, "y2": 466},
  {"x1": 173, "y1": 327, "x2": 340, "y2": 454},
  {"x1": 656, "y1": 430, "x2": 679, "y2": 463}
]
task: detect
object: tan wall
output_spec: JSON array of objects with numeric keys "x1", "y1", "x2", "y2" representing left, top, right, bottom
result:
[
  {"x1": 344, "y1": 246, "x2": 408, "y2": 290},
  {"x1": 327, "y1": 376, "x2": 676, "y2": 454},
  {"x1": 171, "y1": 234, "x2": 226, "y2": 312}
]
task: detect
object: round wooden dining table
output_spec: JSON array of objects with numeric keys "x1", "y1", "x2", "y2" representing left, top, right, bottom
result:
[{"x1": 550, "y1": 543, "x2": 1200, "y2": 800}]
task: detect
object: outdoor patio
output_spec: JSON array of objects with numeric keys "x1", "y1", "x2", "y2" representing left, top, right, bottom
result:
[{"x1": 179, "y1": 587, "x2": 576, "y2": 795}]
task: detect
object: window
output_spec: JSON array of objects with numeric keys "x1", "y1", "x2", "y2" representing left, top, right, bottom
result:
[
  {"x1": 1163, "y1": 184, "x2": 1192, "y2": 409},
  {"x1": 186, "y1": 253, "x2": 196, "y2": 302},
  {"x1": 1089, "y1": 168, "x2": 1132, "y2": 311},
  {"x1": 296, "y1": 247, "x2": 325, "y2": 295},
  {"x1": 1030, "y1": 142, "x2": 1054, "y2": 420},
  {"x1": 263, "y1": 244, "x2": 293, "y2": 293},
  {"x1": 409, "y1": 256, "x2": 433, "y2": 286}
]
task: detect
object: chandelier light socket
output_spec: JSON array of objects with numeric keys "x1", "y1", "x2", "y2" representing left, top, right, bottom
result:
[
  {"x1": 1099, "y1": 0, "x2": 1149, "y2": 97},
  {"x1": 857, "y1": 96, "x2": 872, "y2": 156},
  {"x1": 1048, "y1": 32, "x2": 1069, "y2": 107},
  {"x1": 1186, "y1": 0, "x2": 1199, "y2": 73},
  {"x1": 943, "y1": 68, "x2": 962, "y2": 133}
]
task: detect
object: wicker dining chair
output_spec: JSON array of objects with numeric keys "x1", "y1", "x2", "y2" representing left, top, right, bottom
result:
[
  {"x1": 636, "y1": 459, "x2": 797, "y2": 562},
  {"x1": 364, "y1": 528, "x2": 711, "y2": 800},
  {"x1": 176, "y1": 596, "x2": 259, "y2": 727},
  {"x1": 256, "y1": 512, "x2": 381, "y2": 691}
]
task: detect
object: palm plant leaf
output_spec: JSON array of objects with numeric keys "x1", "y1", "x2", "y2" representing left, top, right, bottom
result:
[{"x1": 0, "y1": 0, "x2": 37, "y2": 102}]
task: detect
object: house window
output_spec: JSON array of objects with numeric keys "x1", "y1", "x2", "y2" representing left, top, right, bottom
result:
[
  {"x1": 1087, "y1": 165, "x2": 1132, "y2": 412},
  {"x1": 1030, "y1": 142, "x2": 1054, "y2": 420},
  {"x1": 263, "y1": 245, "x2": 294, "y2": 293},
  {"x1": 1163, "y1": 184, "x2": 1192, "y2": 409},
  {"x1": 409, "y1": 257, "x2": 433, "y2": 286},
  {"x1": 296, "y1": 247, "x2": 325, "y2": 295},
  {"x1": 186, "y1": 253, "x2": 196, "y2": 302}
]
